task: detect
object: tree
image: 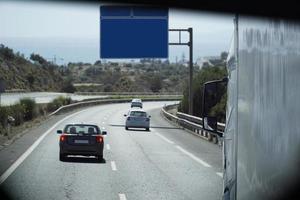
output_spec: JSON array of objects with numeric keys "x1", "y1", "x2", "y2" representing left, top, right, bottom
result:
[
  {"x1": 0, "y1": 44, "x2": 15, "y2": 60},
  {"x1": 26, "y1": 74, "x2": 35, "y2": 89},
  {"x1": 30, "y1": 53, "x2": 47, "y2": 65},
  {"x1": 149, "y1": 74, "x2": 162, "y2": 93},
  {"x1": 94, "y1": 60, "x2": 102, "y2": 65},
  {"x1": 103, "y1": 84, "x2": 113, "y2": 92},
  {"x1": 61, "y1": 80, "x2": 76, "y2": 93},
  {"x1": 179, "y1": 66, "x2": 227, "y2": 119},
  {"x1": 221, "y1": 51, "x2": 229, "y2": 61}
]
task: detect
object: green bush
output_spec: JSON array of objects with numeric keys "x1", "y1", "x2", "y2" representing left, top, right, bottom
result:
[
  {"x1": 8, "y1": 103, "x2": 25, "y2": 126},
  {"x1": 19, "y1": 98, "x2": 37, "y2": 121},
  {"x1": 61, "y1": 81, "x2": 76, "y2": 93},
  {"x1": 179, "y1": 66, "x2": 227, "y2": 121},
  {"x1": 47, "y1": 96, "x2": 72, "y2": 112},
  {"x1": 0, "y1": 106, "x2": 9, "y2": 128},
  {"x1": 0, "y1": 124, "x2": 6, "y2": 135}
]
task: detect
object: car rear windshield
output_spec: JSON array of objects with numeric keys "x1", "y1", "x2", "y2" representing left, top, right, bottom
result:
[
  {"x1": 132, "y1": 102, "x2": 142, "y2": 106},
  {"x1": 130, "y1": 111, "x2": 147, "y2": 117},
  {"x1": 64, "y1": 125, "x2": 100, "y2": 135},
  {"x1": 132, "y1": 99, "x2": 141, "y2": 102}
]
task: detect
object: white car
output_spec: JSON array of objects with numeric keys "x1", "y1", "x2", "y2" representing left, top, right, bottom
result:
[
  {"x1": 124, "y1": 109, "x2": 150, "y2": 131},
  {"x1": 130, "y1": 99, "x2": 143, "y2": 108}
]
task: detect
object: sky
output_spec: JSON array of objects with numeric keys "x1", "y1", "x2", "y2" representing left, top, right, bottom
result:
[{"x1": 0, "y1": 1, "x2": 234, "y2": 64}]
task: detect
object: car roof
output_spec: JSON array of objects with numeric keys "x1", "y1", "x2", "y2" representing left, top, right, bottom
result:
[
  {"x1": 65, "y1": 123, "x2": 100, "y2": 127},
  {"x1": 131, "y1": 99, "x2": 142, "y2": 102},
  {"x1": 129, "y1": 108, "x2": 146, "y2": 112}
]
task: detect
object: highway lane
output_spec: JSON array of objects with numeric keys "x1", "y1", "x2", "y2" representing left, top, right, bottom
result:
[{"x1": 0, "y1": 102, "x2": 222, "y2": 200}]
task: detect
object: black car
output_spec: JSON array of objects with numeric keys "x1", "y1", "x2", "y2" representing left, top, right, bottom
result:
[{"x1": 57, "y1": 124, "x2": 107, "y2": 161}]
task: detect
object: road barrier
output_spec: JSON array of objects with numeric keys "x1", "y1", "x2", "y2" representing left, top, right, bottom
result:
[
  {"x1": 49, "y1": 97, "x2": 181, "y2": 116},
  {"x1": 161, "y1": 104, "x2": 225, "y2": 145},
  {"x1": 75, "y1": 92, "x2": 182, "y2": 96}
]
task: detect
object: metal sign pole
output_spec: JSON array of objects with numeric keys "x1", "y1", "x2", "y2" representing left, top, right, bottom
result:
[
  {"x1": 0, "y1": 79, "x2": 4, "y2": 106},
  {"x1": 169, "y1": 28, "x2": 194, "y2": 115},
  {"x1": 188, "y1": 28, "x2": 193, "y2": 115}
]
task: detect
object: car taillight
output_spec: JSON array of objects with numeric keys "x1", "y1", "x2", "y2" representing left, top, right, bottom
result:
[
  {"x1": 96, "y1": 135, "x2": 103, "y2": 143},
  {"x1": 60, "y1": 134, "x2": 67, "y2": 142}
]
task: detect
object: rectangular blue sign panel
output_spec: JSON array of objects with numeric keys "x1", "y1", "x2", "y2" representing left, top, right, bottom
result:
[{"x1": 100, "y1": 6, "x2": 168, "y2": 59}]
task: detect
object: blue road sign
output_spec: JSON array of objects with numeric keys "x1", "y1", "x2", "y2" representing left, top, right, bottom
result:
[{"x1": 100, "y1": 6, "x2": 168, "y2": 59}]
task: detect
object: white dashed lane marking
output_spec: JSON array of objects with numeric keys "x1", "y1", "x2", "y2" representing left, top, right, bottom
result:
[
  {"x1": 111, "y1": 161, "x2": 117, "y2": 171},
  {"x1": 119, "y1": 193, "x2": 127, "y2": 200},
  {"x1": 106, "y1": 144, "x2": 110, "y2": 150},
  {"x1": 216, "y1": 172, "x2": 223, "y2": 178},
  {"x1": 153, "y1": 131, "x2": 174, "y2": 144},
  {"x1": 176, "y1": 145, "x2": 211, "y2": 168}
]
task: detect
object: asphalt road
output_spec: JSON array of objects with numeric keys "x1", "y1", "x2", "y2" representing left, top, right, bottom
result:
[{"x1": 0, "y1": 102, "x2": 222, "y2": 200}]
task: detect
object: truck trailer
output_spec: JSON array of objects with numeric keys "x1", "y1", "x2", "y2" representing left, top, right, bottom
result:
[{"x1": 203, "y1": 15, "x2": 300, "y2": 200}]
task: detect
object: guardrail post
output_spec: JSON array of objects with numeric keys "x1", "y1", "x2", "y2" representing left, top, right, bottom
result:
[
  {"x1": 212, "y1": 136, "x2": 218, "y2": 144},
  {"x1": 162, "y1": 104, "x2": 223, "y2": 145},
  {"x1": 207, "y1": 132, "x2": 212, "y2": 141}
]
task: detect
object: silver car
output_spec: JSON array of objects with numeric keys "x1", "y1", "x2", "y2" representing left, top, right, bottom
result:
[{"x1": 124, "y1": 109, "x2": 150, "y2": 131}]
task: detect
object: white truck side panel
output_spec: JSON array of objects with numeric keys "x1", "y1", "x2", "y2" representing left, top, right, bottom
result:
[
  {"x1": 224, "y1": 16, "x2": 238, "y2": 200},
  {"x1": 236, "y1": 16, "x2": 300, "y2": 199}
]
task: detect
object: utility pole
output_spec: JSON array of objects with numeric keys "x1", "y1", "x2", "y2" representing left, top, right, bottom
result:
[
  {"x1": 169, "y1": 28, "x2": 194, "y2": 115},
  {"x1": 0, "y1": 79, "x2": 5, "y2": 106},
  {"x1": 188, "y1": 28, "x2": 193, "y2": 115}
]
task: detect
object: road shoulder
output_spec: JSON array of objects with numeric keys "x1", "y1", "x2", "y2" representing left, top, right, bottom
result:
[{"x1": 0, "y1": 108, "x2": 87, "y2": 176}]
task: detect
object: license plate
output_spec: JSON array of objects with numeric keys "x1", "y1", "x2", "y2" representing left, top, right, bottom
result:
[{"x1": 74, "y1": 140, "x2": 89, "y2": 144}]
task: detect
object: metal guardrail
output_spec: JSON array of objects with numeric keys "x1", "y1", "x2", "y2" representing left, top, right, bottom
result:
[
  {"x1": 161, "y1": 104, "x2": 225, "y2": 145},
  {"x1": 176, "y1": 112, "x2": 225, "y2": 132},
  {"x1": 49, "y1": 97, "x2": 181, "y2": 116},
  {"x1": 75, "y1": 92, "x2": 183, "y2": 96}
]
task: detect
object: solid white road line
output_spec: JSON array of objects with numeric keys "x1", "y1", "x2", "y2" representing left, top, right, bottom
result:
[
  {"x1": 111, "y1": 161, "x2": 117, "y2": 171},
  {"x1": 106, "y1": 144, "x2": 111, "y2": 150},
  {"x1": 153, "y1": 131, "x2": 174, "y2": 144},
  {"x1": 119, "y1": 193, "x2": 127, "y2": 200},
  {"x1": 0, "y1": 109, "x2": 87, "y2": 185},
  {"x1": 216, "y1": 172, "x2": 223, "y2": 178},
  {"x1": 176, "y1": 145, "x2": 211, "y2": 168}
]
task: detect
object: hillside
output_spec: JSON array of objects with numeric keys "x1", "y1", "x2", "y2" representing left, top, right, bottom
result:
[
  {"x1": 0, "y1": 44, "x2": 189, "y2": 93},
  {"x1": 0, "y1": 44, "x2": 64, "y2": 91},
  {"x1": 66, "y1": 60, "x2": 190, "y2": 93}
]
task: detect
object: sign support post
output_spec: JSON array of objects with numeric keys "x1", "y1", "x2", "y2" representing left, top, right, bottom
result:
[
  {"x1": 0, "y1": 79, "x2": 5, "y2": 106},
  {"x1": 169, "y1": 28, "x2": 194, "y2": 115}
]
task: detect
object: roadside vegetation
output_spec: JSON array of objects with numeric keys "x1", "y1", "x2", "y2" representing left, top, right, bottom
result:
[
  {"x1": 178, "y1": 55, "x2": 228, "y2": 123},
  {"x1": 0, "y1": 44, "x2": 64, "y2": 92},
  {"x1": 0, "y1": 44, "x2": 190, "y2": 94},
  {"x1": 47, "y1": 96, "x2": 72, "y2": 112},
  {"x1": 0, "y1": 43, "x2": 228, "y2": 124},
  {"x1": 66, "y1": 59, "x2": 190, "y2": 93},
  {"x1": 0, "y1": 96, "x2": 72, "y2": 136}
]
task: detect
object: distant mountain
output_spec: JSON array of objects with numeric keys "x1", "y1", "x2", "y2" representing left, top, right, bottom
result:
[{"x1": 0, "y1": 44, "x2": 64, "y2": 92}]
